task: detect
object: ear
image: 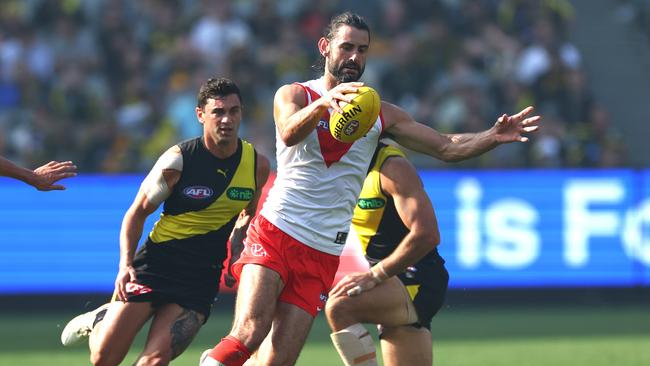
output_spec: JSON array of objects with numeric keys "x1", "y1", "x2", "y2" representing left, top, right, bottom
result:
[
  {"x1": 317, "y1": 37, "x2": 329, "y2": 57},
  {"x1": 195, "y1": 106, "x2": 205, "y2": 124}
]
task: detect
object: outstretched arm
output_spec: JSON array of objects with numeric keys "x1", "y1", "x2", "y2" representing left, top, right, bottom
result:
[
  {"x1": 224, "y1": 153, "x2": 271, "y2": 287},
  {"x1": 383, "y1": 103, "x2": 541, "y2": 162},
  {"x1": 0, "y1": 156, "x2": 77, "y2": 190}
]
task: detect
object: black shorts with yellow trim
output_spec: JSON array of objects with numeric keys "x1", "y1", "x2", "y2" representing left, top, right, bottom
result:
[
  {"x1": 396, "y1": 252, "x2": 449, "y2": 330},
  {"x1": 124, "y1": 239, "x2": 224, "y2": 321}
]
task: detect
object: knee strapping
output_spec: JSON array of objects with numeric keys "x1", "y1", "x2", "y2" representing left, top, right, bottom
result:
[{"x1": 330, "y1": 324, "x2": 378, "y2": 366}]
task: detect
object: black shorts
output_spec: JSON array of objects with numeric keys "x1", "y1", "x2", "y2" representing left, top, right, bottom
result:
[
  {"x1": 396, "y1": 253, "x2": 449, "y2": 330},
  {"x1": 126, "y1": 240, "x2": 223, "y2": 320}
]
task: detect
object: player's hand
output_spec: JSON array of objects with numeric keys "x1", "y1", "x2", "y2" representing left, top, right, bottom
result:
[
  {"x1": 224, "y1": 274, "x2": 236, "y2": 288},
  {"x1": 31, "y1": 160, "x2": 77, "y2": 191},
  {"x1": 115, "y1": 265, "x2": 137, "y2": 301},
  {"x1": 224, "y1": 268, "x2": 237, "y2": 288},
  {"x1": 493, "y1": 106, "x2": 541, "y2": 143},
  {"x1": 329, "y1": 271, "x2": 381, "y2": 298},
  {"x1": 321, "y1": 82, "x2": 364, "y2": 115}
]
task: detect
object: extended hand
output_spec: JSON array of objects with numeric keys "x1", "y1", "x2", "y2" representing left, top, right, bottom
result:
[
  {"x1": 31, "y1": 160, "x2": 77, "y2": 191},
  {"x1": 494, "y1": 106, "x2": 541, "y2": 143}
]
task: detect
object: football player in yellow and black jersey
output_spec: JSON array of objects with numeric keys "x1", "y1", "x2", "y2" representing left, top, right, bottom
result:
[
  {"x1": 326, "y1": 142, "x2": 448, "y2": 366},
  {"x1": 60, "y1": 78, "x2": 270, "y2": 366}
]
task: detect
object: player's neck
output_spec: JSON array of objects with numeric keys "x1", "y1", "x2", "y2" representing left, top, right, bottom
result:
[
  {"x1": 203, "y1": 136, "x2": 238, "y2": 159},
  {"x1": 322, "y1": 74, "x2": 340, "y2": 91}
]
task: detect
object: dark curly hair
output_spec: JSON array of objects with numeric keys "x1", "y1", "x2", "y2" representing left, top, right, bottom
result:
[{"x1": 196, "y1": 77, "x2": 242, "y2": 109}]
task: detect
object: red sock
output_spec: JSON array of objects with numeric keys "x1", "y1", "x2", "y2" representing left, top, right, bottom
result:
[{"x1": 207, "y1": 336, "x2": 252, "y2": 366}]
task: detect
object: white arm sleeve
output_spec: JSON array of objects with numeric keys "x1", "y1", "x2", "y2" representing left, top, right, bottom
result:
[{"x1": 140, "y1": 146, "x2": 183, "y2": 206}]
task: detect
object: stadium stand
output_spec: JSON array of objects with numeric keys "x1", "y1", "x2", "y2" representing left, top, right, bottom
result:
[{"x1": 0, "y1": 0, "x2": 626, "y2": 171}]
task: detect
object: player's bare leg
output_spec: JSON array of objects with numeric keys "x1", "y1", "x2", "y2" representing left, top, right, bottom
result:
[
  {"x1": 326, "y1": 276, "x2": 417, "y2": 329},
  {"x1": 230, "y1": 264, "x2": 284, "y2": 349},
  {"x1": 380, "y1": 325, "x2": 432, "y2": 366},
  {"x1": 251, "y1": 301, "x2": 316, "y2": 366},
  {"x1": 202, "y1": 264, "x2": 284, "y2": 366},
  {"x1": 89, "y1": 301, "x2": 154, "y2": 366},
  {"x1": 133, "y1": 303, "x2": 205, "y2": 366},
  {"x1": 326, "y1": 277, "x2": 417, "y2": 366}
]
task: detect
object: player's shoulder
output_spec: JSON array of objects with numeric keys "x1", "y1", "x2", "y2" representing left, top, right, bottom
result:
[
  {"x1": 379, "y1": 154, "x2": 421, "y2": 196},
  {"x1": 378, "y1": 143, "x2": 406, "y2": 159},
  {"x1": 380, "y1": 148, "x2": 415, "y2": 177},
  {"x1": 256, "y1": 151, "x2": 271, "y2": 172},
  {"x1": 275, "y1": 83, "x2": 307, "y2": 99},
  {"x1": 258, "y1": 154, "x2": 270, "y2": 177},
  {"x1": 159, "y1": 144, "x2": 183, "y2": 160}
]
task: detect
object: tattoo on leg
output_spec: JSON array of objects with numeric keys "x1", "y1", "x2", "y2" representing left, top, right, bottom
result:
[{"x1": 170, "y1": 309, "x2": 203, "y2": 358}]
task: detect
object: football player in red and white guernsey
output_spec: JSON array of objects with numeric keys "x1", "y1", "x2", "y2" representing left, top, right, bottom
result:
[{"x1": 201, "y1": 12, "x2": 541, "y2": 366}]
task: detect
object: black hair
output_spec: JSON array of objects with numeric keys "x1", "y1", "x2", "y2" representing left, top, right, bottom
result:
[
  {"x1": 196, "y1": 77, "x2": 242, "y2": 109},
  {"x1": 312, "y1": 12, "x2": 370, "y2": 73}
]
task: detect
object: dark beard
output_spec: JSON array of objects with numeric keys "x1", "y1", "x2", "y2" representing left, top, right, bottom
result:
[{"x1": 329, "y1": 61, "x2": 364, "y2": 82}]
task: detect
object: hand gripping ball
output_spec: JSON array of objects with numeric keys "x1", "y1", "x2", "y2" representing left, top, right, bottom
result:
[{"x1": 329, "y1": 86, "x2": 381, "y2": 143}]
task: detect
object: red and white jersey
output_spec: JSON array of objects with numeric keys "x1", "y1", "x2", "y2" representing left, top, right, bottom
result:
[{"x1": 260, "y1": 77, "x2": 384, "y2": 256}]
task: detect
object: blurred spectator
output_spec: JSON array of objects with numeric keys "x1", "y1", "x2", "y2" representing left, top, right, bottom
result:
[
  {"x1": 0, "y1": 0, "x2": 626, "y2": 172},
  {"x1": 189, "y1": 0, "x2": 251, "y2": 70}
]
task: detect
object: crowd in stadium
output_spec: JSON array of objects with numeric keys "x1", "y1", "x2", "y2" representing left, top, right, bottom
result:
[{"x1": 0, "y1": 0, "x2": 625, "y2": 172}]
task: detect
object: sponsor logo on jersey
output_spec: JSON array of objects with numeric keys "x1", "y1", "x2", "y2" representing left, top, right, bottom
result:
[
  {"x1": 227, "y1": 187, "x2": 254, "y2": 201},
  {"x1": 357, "y1": 197, "x2": 386, "y2": 209},
  {"x1": 217, "y1": 168, "x2": 229, "y2": 178},
  {"x1": 317, "y1": 119, "x2": 329, "y2": 129},
  {"x1": 334, "y1": 231, "x2": 348, "y2": 244},
  {"x1": 183, "y1": 186, "x2": 213, "y2": 199}
]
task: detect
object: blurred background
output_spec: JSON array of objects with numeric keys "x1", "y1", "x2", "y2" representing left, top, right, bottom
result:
[
  {"x1": 3, "y1": 0, "x2": 648, "y2": 171},
  {"x1": 1, "y1": 0, "x2": 649, "y2": 365}
]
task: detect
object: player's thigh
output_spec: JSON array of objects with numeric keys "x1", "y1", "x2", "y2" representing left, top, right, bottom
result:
[
  {"x1": 253, "y1": 301, "x2": 315, "y2": 366},
  {"x1": 90, "y1": 301, "x2": 154, "y2": 363},
  {"x1": 380, "y1": 325, "x2": 432, "y2": 366},
  {"x1": 328, "y1": 276, "x2": 417, "y2": 327},
  {"x1": 231, "y1": 264, "x2": 284, "y2": 343},
  {"x1": 138, "y1": 303, "x2": 206, "y2": 363}
]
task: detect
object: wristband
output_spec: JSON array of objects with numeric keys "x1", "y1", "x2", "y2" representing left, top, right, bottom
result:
[{"x1": 370, "y1": 262, "x2": 389, "y2": 283}]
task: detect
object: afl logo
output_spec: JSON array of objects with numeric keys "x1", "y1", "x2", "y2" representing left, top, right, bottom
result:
[
  {"x1": 183, "y1": 186, "x2": 213, "y2": 199},
  {"x1": 344, "y1": 120, "x2": 360, "y2": 136}
]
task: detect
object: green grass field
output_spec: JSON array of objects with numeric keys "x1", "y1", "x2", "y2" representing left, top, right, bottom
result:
[{"x1": 1, "y1": 301, "x2": 648, "y2": 365}]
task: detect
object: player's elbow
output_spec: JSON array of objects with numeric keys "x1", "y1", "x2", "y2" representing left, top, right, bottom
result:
[
  {"x1": 277, "y1": 125, "x2": 301, "y2": 147},
  {"x1": 434, "y1": 141, "x2": 468, "y2": 162},
  {"x1": 436, "y1": 146, "x2": 464, "y2": 162},
  {"x1": 279, "y1": 132, "x2": 300, "y2": 147}
]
